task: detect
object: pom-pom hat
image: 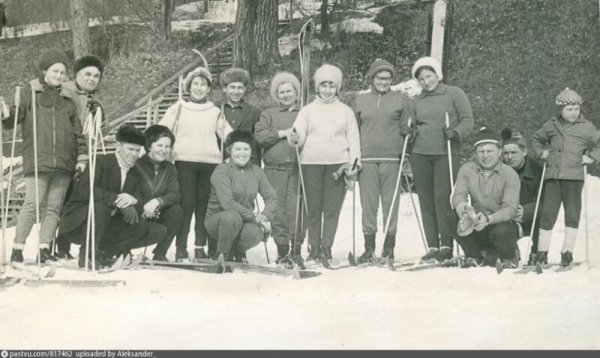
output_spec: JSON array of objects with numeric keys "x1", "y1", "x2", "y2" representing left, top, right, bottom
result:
[
  {"x1": 555, "y1": 87, "x2": 583, "y2": 106},
  {"x1": 473, "y1": 127, "x2": 501, "y2": 148}
]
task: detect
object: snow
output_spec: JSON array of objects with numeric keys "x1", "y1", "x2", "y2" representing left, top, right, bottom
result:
[{"x1": 2, "y1": 173, "x2": 600, "y2": 349}]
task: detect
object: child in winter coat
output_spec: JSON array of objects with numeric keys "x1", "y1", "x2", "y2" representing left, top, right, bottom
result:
[{"x1": 531, "y1": 88, "x2": 600, "y2": 266}]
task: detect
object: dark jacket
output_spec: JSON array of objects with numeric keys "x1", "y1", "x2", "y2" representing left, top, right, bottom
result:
[
  {"x1": 255, "y1": 105, "x2": 299, "y2": 167},
  {"x1": 515, "y1": 156, "x2": 544, "y2": 222},
  {"x1": 135, "y1": 154, "x2": 181, "y2": 208},
  {"x1": 62, "y1": 80, "x2": 106, "y2": 131},
  {"x1": 221, "y1": 100, "x2": 262, "y2": 165},
  {"x1": 531, "y1": 115, "x2": 600, "y2": 180},
  {"x1": 2, "y1": 79, "x2": 87, "y2": 176}
]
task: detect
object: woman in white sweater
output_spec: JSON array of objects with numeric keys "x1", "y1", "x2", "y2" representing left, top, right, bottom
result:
[
  {"x1": 289, "y1": 64, "x2": 361, "y2": 268},
  {"x1": 159, "y1": 67, "x2": 232, "y2": 261}
]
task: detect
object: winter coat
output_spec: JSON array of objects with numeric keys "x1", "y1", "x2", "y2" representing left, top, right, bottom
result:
[
  {"x1": 2, "y1": 79, "x2": 87, "y2": 176},
  {"x1": 62, "y1": 80, "x2": 105, "y2": 130},
  {"x1": 514, "y1": 156, "x2": 544, "y2": 222},
  {"x1": 134, "y1": 154, "x2": 182, "y2": 208},
  {"x1": 410, "y1": 83, "x2": 474, "y2": 156},
  {"x1": 255, "y1": 105, "x2": 299, "y2": 167},
  {"x1": 353, "y1": 90, "x2": 411, "y2": 161},
  {"x1": 531, "y1": 115, "x2": 600, "y2": 180},
  {"x1": 221, "y1": 100, "x2": 262, "y2": 165}
]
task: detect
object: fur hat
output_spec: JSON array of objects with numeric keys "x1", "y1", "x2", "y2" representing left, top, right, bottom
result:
[
  {"x1": 270, "y1": 72, "x2": 301, "y2": 102},
  {"x1": 411, "y1": 56, "x2": 443, "y2": 81},
  {"x1": 116, "y1": 124, "x2": 146, "y2": 146},
  {"x1": 367, "y1": 58, "x2": 395, "y2": 82},
  {"x1": 473, "y1": 127, "x2": 501, "y2": 148},
  {"x1": 144, "y1": 124, "x2": 175, "y2": 151},
  {"x1": 74, "y1": 55, "x2": 104, "y2": 76},
  {"x1": 225, "y1": 129, "x2": 254, "y2": 147},
  {"x1": 184, "y1": 66, "x2": 212, "y2": 91},
  {"x1": 314, "y1": 64, "x2": 343, "y2": 92},
  {"x1": 220, "y1": 67, "x2": 250, "y2": 86},
  {"x1": 501, "y1": 127, "x2": 527, "y2": 148},
  {"x1": 38, "y1": 48, "x2": 69, "y2": 71},
  {"x1": 555, "y1": 87, "x2": 583, "y2": 106}
]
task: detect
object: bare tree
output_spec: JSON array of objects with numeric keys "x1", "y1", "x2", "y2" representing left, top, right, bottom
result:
[
  {"x1": 70, "y1": 0, "x2": 91, "y2": 58},
  {"x1": 320, "y1": 0, "x2": 339, "y2": 38},
  {"x1": 233, "y1": 0, "x2": 279, "y2": 77}
]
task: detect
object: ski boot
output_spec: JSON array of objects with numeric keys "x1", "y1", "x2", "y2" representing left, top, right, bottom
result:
[
  {"x1": 381, "y1": 247, "x2": 394, "y2": 260},
  {"x1": 533, "y1": 251, "x2": 548, "y2": 265},
  {"x1": 38, "y1": 248, "x2": 58, "y2": 264},
  {"x1": 421, "y1": 248, "x2": 439, "y2": 263},
  {"x1": 292, "y1": 254, "x2": 306, "y2": 269},
  {"x1": 10, "y1": 249, "x2": 24, "y2": 263},
  {"x1": 56, "y1": 249, "x2": 75, "y2": 260},
  {"x1": 358, "y1": 234, "x2": 376, "y2": 264},
  {"x1": 175, "y1": 247, "x2": 190, "y2": 263},
  {"x1": 381, "y1": 234, "x2": 396, "y2": 261},
  {"x1": 560, "y1": 251, "x2": 573, "y2": 267},
  {"x1": 152, "y1": 254, "x2": 169, "y2": 262},
  {"x1": 318, "y1": 247, "x2": 332, "y2": 269},
  {"x1": 436, "y1": 247, "x2": 453, "y2": 263},
  {"x1": 194, "y1": 247, "x2": 208, "y2": 261},
  {"x1": 460, "y1": 257, "x2": 483, "y2": 268}
]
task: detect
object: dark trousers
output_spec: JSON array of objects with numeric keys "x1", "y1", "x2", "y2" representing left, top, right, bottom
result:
[
  {"x1": 204, "y1": 211, "x2": 263, "y2": 255},
  {"x1": 455, "y1": 221, "x2": 519, "y2": 263},
  {"x1": 539, "y1": 179, "x2": 583, "y2": 230},
  {"x1": 302, "y1": 164, "x2": 347, "y2": 253},
  {"x1": 358, "y1": 162, "x2": 400, "y2": 238},
  {"x1": 410, "y1": 153, "x2": 460, "y2": 249},
  {"x1": 264, "y1": 166, "x2": 298, "y2": 247},
  {"x1": 175, "y1": 161, "x2": 217, "y2": 252},
  {"x1": 152, "y1": 204, "x2": 184, "y2": 257}
]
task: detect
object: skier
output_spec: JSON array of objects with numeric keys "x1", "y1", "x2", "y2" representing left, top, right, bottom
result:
[
  {"x1": 159, "y1": 66, "x2": 232, "y2": 262},
  {"x1": 288, "y1": 64, "x2": 361, "y2": 268},
  {"x1": 1, "y1": 48, "x2": 87, "y2": 264},
  {"x1": 255, "y1": 72, "x2": 303, "y2": 268},
  {"x1": 352, "y1": 59, "x2": 412, "y2": 263},
  {"x1": 56, "y1": 54, "x2": 105, "y2": 260},
  {"x1": 501, "y1": 128, "x2": 544, "y2": 265},
  {"x1": 57, "y1": 125, "x2": 168, "y2": 269},
  {"x1": 408, "y1": 56, "x2": 474, "y2": 263},
  {"x1": 530, "y1": 88, "x2": 600, "y2": 266},
  {"x1": 452, "y1": 127, "x2": 521, "y2": 268},
  {"x1": 204, "y1": 130, "x2": 277, "y2": 262},
  {"x1": 219, "y1": 67, "x2": 262, "y2": 166},
  {"x1": 135, "y1": 125, "x2": 183, "y2": 262}
]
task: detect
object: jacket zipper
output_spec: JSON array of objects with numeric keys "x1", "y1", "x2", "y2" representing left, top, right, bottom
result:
[
  {"x1": 377, "y1": 94, "x2": 381, "y2": 108},
  {"x1": 52, "y1": 107, "x2": 57, "y2": 168}
]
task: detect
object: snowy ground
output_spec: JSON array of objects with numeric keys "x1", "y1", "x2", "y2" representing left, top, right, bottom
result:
[{"x1": 1, "y1": 176, "x2": 600, "y2": 349}]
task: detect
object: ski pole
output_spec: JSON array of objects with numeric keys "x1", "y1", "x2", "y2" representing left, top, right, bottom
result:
[
  {"x1": 584, "y1": 164, "x2": 590, "y2": 269},
  {"x1": 2, "y1": 87, "x2": 20, "y2": 268},
  {"x1": 526, "y1": 162, "x2": 546, "y2": 266},
  {"x1": 445, "y1": 113, "x2": 460, "y2": 257},
  {"x1": 32, "y1": 88, "x2": 42, "y2": 273},
  {"x1": 404, "y1": 172, "x2": 428, "y2": 253},
  {"x1": 0, "y1": 101, "x2": 5, "y2": 272},
  {"x1": 292, "y1": 128, "x2": 308, "y2": 213}
]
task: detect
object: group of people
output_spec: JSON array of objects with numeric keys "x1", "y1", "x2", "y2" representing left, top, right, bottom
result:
[{"x1": 1, "y1": 47, "x2": 598, "y2": 271}]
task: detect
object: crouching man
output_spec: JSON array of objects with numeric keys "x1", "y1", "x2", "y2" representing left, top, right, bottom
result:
[
  {"x1": 57, "y1": 125, "x2": 168, "y2": 269},
  {"x1": 452, "y1": 127, "x2": 521, "y2": 268}
]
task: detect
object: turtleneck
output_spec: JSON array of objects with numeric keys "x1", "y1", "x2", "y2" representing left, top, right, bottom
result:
[
  {"x1": 315, "y1": 95, "x2": 338, "y2": 104},
  {"x1": 189, "y1": 96, "x2": 207, "y2": 104}
]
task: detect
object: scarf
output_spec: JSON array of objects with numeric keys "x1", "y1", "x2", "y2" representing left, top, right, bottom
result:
[{"x1": 115, "y1": 151, "x2": 135, "y2": 190}]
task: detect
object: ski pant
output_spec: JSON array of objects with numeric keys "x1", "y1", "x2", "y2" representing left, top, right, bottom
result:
[
  {"x1": 13, "y1": 172, "x2": 71, "y2": 249},
  {"x1": 410, "y1": 153, "x2": 459, "y2": 250},
  {"x1": 302, "y1": 164, "x2": 347, "y2": 253},
  {"x1": 539, "y1": 179, "x2": 583, "y2": 230},
  {"x1": 204, "y1": 210, "x2": 263, "y2": 255},
  {"x1": 151, "y1": 204, "x2": 184, "y2": 257},
  {"x1": 264, "y1": 165, "x2": 298, "y2": 247},
  {"x1": 175, "y1": 161, "x2": 217, "y2": 253},
  {"x1": 455, "y1": 221, "x2": 519, "y2": 264},
  {"x1": 359, "y1": 161, "x2": 400, "y2": 238}
]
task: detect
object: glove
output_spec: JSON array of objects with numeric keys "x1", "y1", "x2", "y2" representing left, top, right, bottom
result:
[
  {"x1": 444, "y1": 127, "x2": 458, "y2": 140},
  {"x1": 400, "y1": 124, "x2": 417, "y2": 139},
  {"x1": 121, "y1": 207, "x2": 139, "y2": 225},
  {"x1": 88, "y1": 99, "x2": 101, "y2": 115},
  {"x1": 73, "y1": 167, "x2": 84, "y2": 182}
]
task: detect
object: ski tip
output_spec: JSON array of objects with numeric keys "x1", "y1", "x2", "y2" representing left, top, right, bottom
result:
[
  {"x1": 292, "y1": 267, "x2": 301, "y2": 280},
  {"x1": 495, "y1": 258, "x2": 503, "y2": 274},
  {"x1": 348, "y1": 252, "x2": 357, "y2": 266},
  {"x1": 535, "y1": 263, "x2": 543, "y2": 274}
]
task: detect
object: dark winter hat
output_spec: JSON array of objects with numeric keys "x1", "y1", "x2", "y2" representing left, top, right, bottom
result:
[
  {"x1": 501, "y1": 127, "x2": 527, "y2": 148},
  {"x1": 367, "y1": 58, "x2": 395, "y2": 82},
  {"x1": 74, "y1": 55, "x2": 104, "y2": 76},
  {"x1": 220, "y1": 67, "x2": 251, "y2": 87},
  {"x1": 555, "y1": 87, "x2": 583, "y2": 106},
  {"x1": 116, "y1": 124, "x2": 146, "y2": 146},
  {"x1": 38, "y1": 48, "x2": 69, "y2": 71},
  {"x1": 225, "y1": 129, "x2": 254, "y2": 148},
  {"x1": 473, "y1": 127, "x2": 501, "y2": 148},
  {"x1": 144, "y1": 124, "x2": 175, "y2": 151},
  {"x1": 184, "y1": 66, "x2": 212, "y2": 91}
]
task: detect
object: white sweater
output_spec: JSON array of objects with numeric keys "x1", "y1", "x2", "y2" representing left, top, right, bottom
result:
[
  {"x1": 159, "y1": 100, "x2": 232, "y2": 163},
  {"x1": 292, "y1": 98, "x2": 361, "y2": 165}
]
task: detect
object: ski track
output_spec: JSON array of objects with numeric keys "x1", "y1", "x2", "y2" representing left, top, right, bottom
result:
[{"x1": 2, "y1": 177, "x2": 600, "y2": 349}]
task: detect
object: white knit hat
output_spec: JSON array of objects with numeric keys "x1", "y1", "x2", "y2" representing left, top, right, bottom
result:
[
  {"x1": 411, "y1": 56, "x2": 443, "y2": 81},
  {"x1": 184, "y1": 67, "x2": 212, "y2": 91},
  {"x1": 314, "y1": 64, "x2": 343, "y2": 92},
  {"x1": 270, "y1": 72, "x2": 301, "y2": 102}
]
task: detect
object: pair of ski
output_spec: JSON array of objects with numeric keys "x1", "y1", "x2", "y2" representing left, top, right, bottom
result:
[
  {"x1": 513, "y1": 262, "x2": 582, "y2": 275},
  {"x1": 347, "y1": 253, "x2": 450, "y2": 272},
  {"x1": 0, "y1": 263, "x2": 57, "y2": 288},
  {"x1": 4, "y1": 262, "x2": 125, "y2": 287}
]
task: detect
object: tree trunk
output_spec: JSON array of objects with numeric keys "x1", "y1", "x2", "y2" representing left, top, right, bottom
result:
[
  {"x1": 70, "y1": 0, "x2": 91, "y2": 58},
  {"x1": 163, "y1": 0, "x2": 175, "y2": 40},
  {"x1": 320, "y1": 0, "x2": 330, "y2": 38},
  {"x1": 233, "y1": 0, "x2": 279, "y2": 78}
]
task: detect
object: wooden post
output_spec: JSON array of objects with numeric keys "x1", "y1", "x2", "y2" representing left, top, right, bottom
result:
[
  {"x1": 430, "y1": 0, "x2": 447, "y2": 64},
  {"x1": 146, "y1": 98, "x2": 152, "y2": 129}
]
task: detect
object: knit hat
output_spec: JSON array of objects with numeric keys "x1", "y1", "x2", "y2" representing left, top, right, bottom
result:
[
  {"x1": 270, "y1": 72, "x2": 301, "y2": 102},
  {"x1": 74, "y1": 55, "x2": 104, "y2": 76},
  {"x1": 501, "y1": 127, "x2": 527, "y2": 147},
  {"x1": 367, "y1": 58, "x2": 395, "y2": 82},
  {"x1": 411, "y1": 56, "x2": 443, "y2": 81},
  {"x1": 314, "y1": 64, "x2": 343, "y2": 92},
  {"x1": 220, "y1": 67, "x2": 250, "y2": 86},
  {"x1": 38, "y1": 48, "x2": 69, "y2": 71},
  {"x1": 473, "y1": 127, "x2": 501, "y2": 148},
  {"x1": 184, "y1": 66, "x2": 212, "y2": 91},
  {"x1": 555, "y1": 87, "x2": 583, "y2": 106},
  {"x1": 116, "y1": 124, "x2": 146, "y2": 146},
  {"x1": 225, "y1": 129, "x2": 254, "y2": 147},
  {"x1": 144, "y1": 124, "x2": 175, "y2": 151}
]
